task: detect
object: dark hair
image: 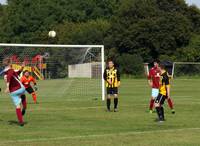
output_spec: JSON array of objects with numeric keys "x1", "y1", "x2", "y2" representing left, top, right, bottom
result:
[
  {"x1": 107, "y1": 58, "x2": 114, "y2": 64},
  {"x1": 3, "y1": 57, "x2": 11, "y2": 66},
  {"x1": 153, "y1": 59, "x2": 160, "y2": 64},
  {"x1": 23, "y1": 70, "x2": 29, "y2": 75},
  {"x1": 159, "y1": 62, "x2": 165, "y2": 69}
]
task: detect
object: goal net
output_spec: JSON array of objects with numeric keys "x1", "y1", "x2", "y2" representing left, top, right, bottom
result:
[
  {"x1": 144, "y1": 61, "x2": 200, "y2": 79},
  {"x1": 0, "y1": 43, "x2": 105, "y2": 101},
  {"x1": 172, "y1": 62, "x2": 200, "y2": 78}
]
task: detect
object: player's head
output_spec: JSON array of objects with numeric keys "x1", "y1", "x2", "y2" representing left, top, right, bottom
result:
[
  {"x1": 153, "y1": 59, "x2": 160, "y2": 68},
  {"x1": 23, "y1": 70, "x2": 30, "y2": 77},
  {"x1": 159, "y1": 62, "x2": 166, "y2": 71},
  {"x1": 2, "y1": 57, "x2": 11, "y2": 67},
  {"x1": 107, "y1": 59, "x2": 115, "y2": 69}
]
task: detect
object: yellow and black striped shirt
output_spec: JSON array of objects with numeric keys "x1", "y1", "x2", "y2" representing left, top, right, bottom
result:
[
  {"x1": 159, "y1": 71, "x2": 170, "y2": 96},
  {"x1": 103, "y1": 67, "x2": 120, "y2": 88}
]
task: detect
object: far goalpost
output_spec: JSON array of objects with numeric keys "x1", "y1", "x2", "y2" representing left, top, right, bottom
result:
[
  {"x1": 0, "y1": 43, "x2": 106, "y2": 101},
  {"x1": 171, "y1": 62, "x2": 200, "y2": 79},
  {"x1": 144, "y1": 61, "x2": 200, "y2": 79}
]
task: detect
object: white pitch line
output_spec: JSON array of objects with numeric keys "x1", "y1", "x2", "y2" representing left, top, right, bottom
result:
[
  {"x1": 0, "y1": 105, "x2": 133, "y2": 112},
  {"x1": 0, "y1": 127, "x2": 200, "y2": 144}
]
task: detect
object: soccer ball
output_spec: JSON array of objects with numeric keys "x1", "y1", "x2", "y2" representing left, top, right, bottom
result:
[{"x1": 48, "y1": 30, "x2": 56, "y2": 38}]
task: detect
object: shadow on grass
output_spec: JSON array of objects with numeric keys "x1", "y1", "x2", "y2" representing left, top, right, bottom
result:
[
  {"x1": 28, "y1": 102, "x2": 39, "y2": 105},
  {"x1": 8, "y1": 120, "x2": 28, "y2": 126}
]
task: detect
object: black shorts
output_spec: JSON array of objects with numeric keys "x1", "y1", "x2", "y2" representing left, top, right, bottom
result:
[
  {"x1": 26, "y1": 86, "x2": 34, "y2": 94},
  {"x1": 155, "y1": 94, "x2": 166, "y2": 105},
  {"x1": 107, "y1": 87, "x2": 118, "y2": 95}
]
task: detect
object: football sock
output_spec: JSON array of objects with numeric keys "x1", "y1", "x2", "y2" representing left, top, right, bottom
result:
[
  {"x1": 32, "y1": 92, "x2": 37, "y2": 103},
  {"x1": 16, "y1": 108, "x2": 23, "y2": 124},
  {"x1": 156, "y1": 107, "x2": 162, "y2": 121},
  {"x1": 149, "y1": 99, "x2": 154, "y2": 110},
  {"x1": 114, "y1": 98, "x2": 118, "y2": 109},
  {"x1": 107, "y1": 99, "x2": 111, "y2": 110},
  {"x1": 167, "y1": 98, "x2": 174, "y2": 109},
  {"x1": 160, "y1": 106, "x2": 165, "y2": 120},
  {"x1": 21, "y1": 95, "x2": 27, "y2": 109}
]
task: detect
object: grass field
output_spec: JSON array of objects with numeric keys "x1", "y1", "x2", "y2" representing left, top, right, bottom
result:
[{"x1": 0, "y1": 78, "x2": 200, "y2": 146}]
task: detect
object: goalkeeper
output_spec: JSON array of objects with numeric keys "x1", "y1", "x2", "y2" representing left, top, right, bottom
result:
[
  {"x1": 103, "y1": 59, "x2": 120, "y2": 112},
  {"x1": 21, "y1": 70, "x2": 38, "y2": 104}
]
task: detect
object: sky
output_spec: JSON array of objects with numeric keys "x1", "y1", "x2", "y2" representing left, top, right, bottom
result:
[
  {"x1": 186, "y1": 0, "x2": 200, "y2": 7},
  {"x1": 0, "y1": 0, "x2": 200, "y2": 8}
]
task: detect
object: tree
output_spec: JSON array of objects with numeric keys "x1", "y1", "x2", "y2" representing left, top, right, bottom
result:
[{"x1": 107, "y1": 0, "x2": 191, "y2": 62}]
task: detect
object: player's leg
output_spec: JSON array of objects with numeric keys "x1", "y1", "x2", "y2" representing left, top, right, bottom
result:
[
  {"x1": 32, "y1": 92, "x2": 37, "y2": 103},
  {"x1": 113, "y1": 88, "x2": 119, "y2": 112},
  {"x1": 106, "y1": 87, "x2": 111, "y2": 111},
  {"x1": 149, "y1": 97, "x2": 154, "y2": 113},
  {"x1": 167, "y1": 97, "x2": 175, "y2": 114},
  {"x1": 107, "y1": 95, "x2": 111, "y2": 111},
  {"x1": 20, "y1": 94, "x2": 27, "y2": 116},
  {"x1": 10, "y1": 88, "x2": 26, "y2": 126},
  {"x1": 149, "y1": 88, "x2": 159, "y2": 113},
  {"x1": 155, "y1": 94, "x2": 166, "y2": 122},
  {"x1": 26, "y1": 87, "x2": 37, "y2": 103}
]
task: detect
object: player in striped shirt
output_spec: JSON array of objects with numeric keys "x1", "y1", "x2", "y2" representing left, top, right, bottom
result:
[
  {"x1": 103, "y1": 59, "x2": 120, "y2": 112},
  {"x1": 148, "y1": 60, "x2": 175, "y2": 114},
  {"x1": 155, "y1": 63, "x2": 171, "y2": 122}
]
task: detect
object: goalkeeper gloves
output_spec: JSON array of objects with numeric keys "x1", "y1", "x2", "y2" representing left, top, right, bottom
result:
[{"x1": 34, "y1": 85, "x2": 38, "y2": 91}]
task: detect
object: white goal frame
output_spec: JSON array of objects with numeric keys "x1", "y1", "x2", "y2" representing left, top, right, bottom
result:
[
  {"x1": 0, "y1": 43, "x2": 106, "y2": 101},
  {"x1": 172, "y1": 62, "x2": 200, "y2": 79}
]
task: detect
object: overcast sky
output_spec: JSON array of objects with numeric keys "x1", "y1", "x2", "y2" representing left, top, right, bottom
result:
[
  {"x1": 186, "y1": 0, "x2": 200, "y2": 7},
  {"x1": 0, "y1": 0, "x2": 200, "y2": 8}
]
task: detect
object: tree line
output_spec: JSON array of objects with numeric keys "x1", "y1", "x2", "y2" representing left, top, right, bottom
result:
[{"x1": 0, "y1": 0, "x2": 200, "y2": 76}]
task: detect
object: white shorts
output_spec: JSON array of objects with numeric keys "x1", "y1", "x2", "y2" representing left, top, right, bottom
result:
[{"x1": 151, "y1": 88, "x2": 159, "y2": 99}]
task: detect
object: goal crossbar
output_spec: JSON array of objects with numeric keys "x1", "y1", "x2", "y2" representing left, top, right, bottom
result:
[
  {"x1": 0, "y1": 43, "x2": 104, "y2": 48},
  {"x1": 0, "y1": 43, "x2": 105, "y2": 101},
  {"x1": 172, "y1": 62, "x2": 200, "y2": 78}
]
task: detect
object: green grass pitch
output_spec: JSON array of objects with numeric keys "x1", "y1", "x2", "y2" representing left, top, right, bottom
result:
[{"x1": 0, "y1": 79, "x2": 200, "y2": 146}]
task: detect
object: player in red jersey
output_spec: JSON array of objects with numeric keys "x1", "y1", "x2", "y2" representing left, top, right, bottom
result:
[
  {"x1": 3, "y1": 57, "x2": 26, "y2": 126},
  {"x1": 21, "y1": 70, "x2": 38, "y2": 104},
  {"x1": 148, "y1": 59, "x2": 175, "y2": 114},
  {"x1": 148, "y1": 59, "x2": 161, "y2": 113}
]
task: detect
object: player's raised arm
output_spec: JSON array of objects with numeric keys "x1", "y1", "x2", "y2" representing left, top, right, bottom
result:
[
  {"x1": 147, "y1": 71, "x2": 153, "y2": 87},
  {"x1": 31, "y1": 76, "x2": 38, "y2": 91}
]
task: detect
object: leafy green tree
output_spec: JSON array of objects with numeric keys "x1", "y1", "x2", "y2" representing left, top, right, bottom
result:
[
  {"x1": 117, "y1": 54, "x2": 144, "y2": 76},
  {"x1": 108, "y1": 0, "x2": 191, "y2": 61}
]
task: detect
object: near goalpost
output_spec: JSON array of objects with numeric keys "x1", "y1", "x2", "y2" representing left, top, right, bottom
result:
[{"x1": 0, "y1": 43, "x2": 106, "y2": 101}]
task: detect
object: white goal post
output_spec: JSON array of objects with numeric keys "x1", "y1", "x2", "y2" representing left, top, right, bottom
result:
[
  {"x1": 144, "y1": 61, "x2": 200, "y2": 79},
  {"x1": 172, "y1": 62, "x2": 200, "y2": 79},
  {"x1": 0, "y1": 43, "x2": 106, "y2": 101}
]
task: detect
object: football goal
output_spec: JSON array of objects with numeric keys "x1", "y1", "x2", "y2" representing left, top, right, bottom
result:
[
  {"x1": 144, "y1": 61, "x2": 200, "y2": 79},
  {"x1": 0, "y1": 43, "x2": 106, "y2": 101}
]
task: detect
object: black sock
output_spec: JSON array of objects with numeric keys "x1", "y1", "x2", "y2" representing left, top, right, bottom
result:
[
  {"x1": 156, "y1": 107, "x2": 162, "y2": 120},
  {"x1": 160, "y1": 106, "x2": 164, "y2": 120},
  {"x1": 114, "y1": 98, "x2": 118, "y2": 109},
  {"x1": 21, "y1": 94, "x2": 26, "y2": 103},
  {"x1": 156, "y1": 107, "x2": 160, "y2": 119},
  {"x1": 107, "y1": 99, "x2": 111, "y2": 110}
]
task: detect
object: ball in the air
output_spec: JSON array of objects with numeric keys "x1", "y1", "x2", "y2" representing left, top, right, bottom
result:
[{"x1": 48, "y1": 30, "x2": 56, "y2": 38}]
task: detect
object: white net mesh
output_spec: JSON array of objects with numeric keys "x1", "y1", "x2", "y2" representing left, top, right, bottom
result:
[
  {"x1": 0, "y1": 44, "x2": 104, "y2": 101},
  {"x1": 172, "y1": 62, "x2": 200, "y2": 78}
]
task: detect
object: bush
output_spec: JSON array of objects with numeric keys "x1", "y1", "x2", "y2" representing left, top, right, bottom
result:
[{"x1": 116, "y1": 54, "x2": 144, "y2": 76}]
